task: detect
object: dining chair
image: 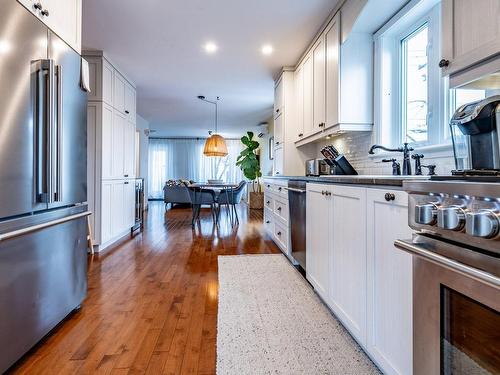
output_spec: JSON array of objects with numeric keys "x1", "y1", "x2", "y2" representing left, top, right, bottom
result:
[
  {"x1": 187, "y1": 187, "x2": 218, "y2": 226},
  {"x1": 216, "y1": 181, "x2": 247, "y2": 225}
]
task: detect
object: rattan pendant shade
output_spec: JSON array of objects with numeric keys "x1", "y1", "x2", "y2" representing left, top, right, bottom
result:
[
  {"x1": 198, "y1": 95, "x2": 228, "y2": 157},
  {"x1": 203, "y1": 134, "x2": 228, "y2": 157}
]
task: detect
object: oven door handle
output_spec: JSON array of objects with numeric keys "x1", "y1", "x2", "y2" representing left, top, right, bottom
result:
[{"x1": 395, "y1": 239, "x2": 500, "y2": 289}]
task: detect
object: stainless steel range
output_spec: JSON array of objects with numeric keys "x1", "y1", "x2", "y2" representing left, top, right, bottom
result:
[{"x1": 396, "y1": 179, "x2": 500, "y2": 375}]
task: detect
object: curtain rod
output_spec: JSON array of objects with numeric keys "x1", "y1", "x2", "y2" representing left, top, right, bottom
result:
[{"x1": 149, "y1": 136, "x2": 241, "y2": 141}]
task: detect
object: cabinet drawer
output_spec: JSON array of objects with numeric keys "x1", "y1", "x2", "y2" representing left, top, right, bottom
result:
[
  {"x1": 264, "y1": 208, "x2": 274, "y2": 234},
  {"x1": 274, "y1": 198, "x2": 289, "y2": 224},
  {"x1": 274, "y1": 221, "x2": 288, "y2": 252},
  {"x1": 264, "y1": 195, "x2": 274, "y2": 211}
]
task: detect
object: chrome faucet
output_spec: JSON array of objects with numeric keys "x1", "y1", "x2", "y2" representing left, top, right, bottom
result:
[{"x1": 369, "y1": 143, "x2": 414, "y2": 175}]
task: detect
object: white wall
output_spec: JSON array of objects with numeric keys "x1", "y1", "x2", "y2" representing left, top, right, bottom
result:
[{"x1": 136, "y1": 114, "x2": 150, "y2": 206}]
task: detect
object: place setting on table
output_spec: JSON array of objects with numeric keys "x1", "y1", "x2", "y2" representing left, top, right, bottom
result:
[{"x1": 187, "y1": 180, "x2": 246, "y2": 227}]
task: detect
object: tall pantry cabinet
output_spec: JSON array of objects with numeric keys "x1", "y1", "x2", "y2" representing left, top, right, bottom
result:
[{"x1": 85, "y1": 51, "x2": 137, "y2": 251}]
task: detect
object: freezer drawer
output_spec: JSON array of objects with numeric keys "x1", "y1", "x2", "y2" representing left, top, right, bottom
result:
[{"x1": 0, "y1": 208, "x2": 89, "y2": 373}]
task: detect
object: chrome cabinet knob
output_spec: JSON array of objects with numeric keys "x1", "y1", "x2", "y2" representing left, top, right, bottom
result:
[
  {"x1": 415, "y1": 203, "x2": 438, "y2": 225},
  {"x1": 437, "y1": 206, "x2": 466, "y2": 231},
  {"x1": 466, "y1": 210, "x2": 499, "y2": 238}
]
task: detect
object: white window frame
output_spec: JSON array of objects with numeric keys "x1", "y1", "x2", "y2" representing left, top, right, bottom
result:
[{"x1": 374, "y1": 0, "x2": 447, "y2": 153}]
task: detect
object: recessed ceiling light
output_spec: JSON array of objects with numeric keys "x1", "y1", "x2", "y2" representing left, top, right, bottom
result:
[
  {"x1": 204, "y1": 42, "x2": 218, "y2": 54},
  {"x1": 261, "y1": 44, "x2": 274, "y2": 56}
]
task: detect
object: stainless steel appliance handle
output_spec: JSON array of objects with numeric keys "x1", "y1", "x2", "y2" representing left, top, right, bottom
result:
[
  {"x1": 394, "y1": 239, "x2": 500, "y2": 288},
  {"x1": 32, "y1": 59, "x2": 55, "y2": 203},
  {"x1": 0, "y1": 211, "x2": 91, "y2": 242},
  {"x1": 285, "y1": 187, "x2": 306, "y2": 193},
  {"x1": 55, "y1": 64, "x2": 63, "y2": 202}
]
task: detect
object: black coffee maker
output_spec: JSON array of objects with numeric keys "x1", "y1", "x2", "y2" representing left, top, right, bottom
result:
[{"x1": 450, "y1": 95, "x2": 500, "y2": 175}]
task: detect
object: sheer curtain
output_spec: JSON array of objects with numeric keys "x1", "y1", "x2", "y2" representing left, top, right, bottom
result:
[{"x1": 148, "y1": 138, "x2": 244, "y2": 199}]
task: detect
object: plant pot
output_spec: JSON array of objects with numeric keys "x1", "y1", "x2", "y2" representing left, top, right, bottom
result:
[{"x1": 249, "y1": 192, "x2": 264, "y2": 210}]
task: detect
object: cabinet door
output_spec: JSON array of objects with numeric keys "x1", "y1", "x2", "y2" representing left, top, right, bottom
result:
[
  {"x1": 101, "y1": 181, "x2": 112, "y2": 244},
  {"x1": 313, "y1": 36, "x2": 326, "y2": 132},
  {"x1": 19, "y1": 0, "x2": 82, "y2": 53},
  {"x1": 306, "y1": 184, "x2": 332, "y2": 301},
  {"x1": 329, "y1": 186, "x2": 367, "y2": 345},
  {"x1": 124, "y1": 180, "x2": 135, "y2": 229},
  {"x1": 112, "y1": 110, "x2": 125, "y2": 178},
  {"x1": 273, "y1": 145, "x2": 283, "y2": 176},
  {"x1": 274, "y1": 77, "x2": 284, "y2": 119},
  {"x1": 102, "y1": 60, "x2": 114, "y2": 106},
  {"x1": 366, "y1": 189, "x2": 413, "y2": 375},
  {"x1": 101, "y1": 103, "x2": 114, "y2": 179},
  {"x1": 325, "y1": 14, "x2": 340, "y2": 128},
  {"x1": 124, "y1": 83, "x2": 136, "y2": 122},
  {"x1": 303, "y1": 53, "x2": 314, "y2": 136},
  {"x1": 294, "y1": 65, "x2": 305, "y2": 141},
  {"x1": 274, "y1": 113, "x2": 283, "y2": 147},
  {"x1": 113, "y1": 72, "x2": 126, "y2": 113},
  {"x1": 111, "y1": 181, "x2": 125, "y2": 236},
  {"x1": 123, "y1": 120, "x2": 136, "y2": 178},
  {"x1": 441, "y1": 0, "x2": 500, "y2": 75}
]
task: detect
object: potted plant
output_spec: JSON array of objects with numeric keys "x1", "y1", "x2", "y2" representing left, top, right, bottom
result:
[{"x1": 236, "y1": 131, "x2": 263, "y2": 209}]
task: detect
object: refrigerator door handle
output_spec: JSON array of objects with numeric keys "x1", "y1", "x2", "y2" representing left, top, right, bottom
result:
[
  {"x1": 55, "y1": 64, "x2": 63, "y2": 202},
  {"x1": 32, "y1": 59, "x2": 55, "y2": 203},
  {"x1": 0, "y1": 211, "x2": 91, "y2": 241}
]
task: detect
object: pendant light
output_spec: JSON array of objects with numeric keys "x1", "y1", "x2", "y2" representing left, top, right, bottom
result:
[{"x1": 198, "y1": 95, "x2": 228, "y2": 157}]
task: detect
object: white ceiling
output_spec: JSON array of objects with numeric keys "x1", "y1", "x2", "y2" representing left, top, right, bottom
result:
[{"x1": 82, "y1": 0, "x2": 340, "y2": 137}]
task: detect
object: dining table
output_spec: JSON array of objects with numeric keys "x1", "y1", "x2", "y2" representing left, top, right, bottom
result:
[{"x1": 188, "y1": 182, "x2": 240, "y2": 226}]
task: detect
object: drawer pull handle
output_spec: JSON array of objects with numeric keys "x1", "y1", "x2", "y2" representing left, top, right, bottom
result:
[
  {"x1": 266, "y1": 201, "x2": 270, "y2": 204},
  {"x1": 277, "y1": 231, "x2": 282, "y2": 236},
  {"x1": 41, "y1": 9, "x2": 49, "y2": 16},
  {"x1": 277, "y1": 207, "x2": 282, "y2": 211},
  {"x1": 384, "y1": 193, "x2": 396, "y2": 202},
  {"x1": 266, "y1": 220, "x2": 270, "y2": 224},
  {"x1": 278, "y1": 187, "x2": 282, "y2": 191},
  {"x1": 298, "y1": 133, "x2": 303, "y2": 137}
]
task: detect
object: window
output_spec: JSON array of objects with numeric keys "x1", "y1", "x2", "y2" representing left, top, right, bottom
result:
[
  {"x1": 374, "y1": 2, "x2": 443, "y2": 149},
  {"x1": 401, "y1": 25, "x2": 429, "y2": 144},
  {"x1": 148, "y1": 138, "x2": 244, "y2": 199}
]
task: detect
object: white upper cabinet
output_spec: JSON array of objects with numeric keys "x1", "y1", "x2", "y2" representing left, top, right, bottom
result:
[
  {"x1": 123, "y1": 120, "x2": 136, "y2": 178},
  {"x1": 274, "y1": 77, "x2": 284, "y2": 119},
  {"x1": 302, "y1": 52, "x2": 314, "y2": 137},
  {"x1": 101, "y1": 103, "x2": 114, "y2": 180},
  {"x1": 273, "y1": 146, "x2": 284, "y2": 176},
  {"x1": 113, "y1": 72, "x2": 127, "y2": 115},
  {"x1": 294, "y1": 65, "x2": 305, "y2": 140},
  {"x1": 325, "y1": 13, "x2": 340, "y2": 128},
  {"x1": 274, "y1": 113, "x2": 283, "y2": 147},
  {"x1": 313, "y1": 36, "x2": 326, "y2": 132},
  {"x1": 18, "y1": 0, "x2": 82, "y2": 53},
  {"x1": 124, "y1": 83, "x2": 136, "y2": 122},
  {"x1": 441, "y1": 0, "x2": 500, "y2": 76}
]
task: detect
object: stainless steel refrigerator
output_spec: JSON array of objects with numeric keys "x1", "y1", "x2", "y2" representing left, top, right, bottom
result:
[{"x1": 0, "y1": 2, "x2": 89, "y2": 372}]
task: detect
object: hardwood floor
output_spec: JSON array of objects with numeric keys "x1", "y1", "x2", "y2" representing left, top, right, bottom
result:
[{"x1": 9, "y1": 202, "x2": 280, "y2": 375}]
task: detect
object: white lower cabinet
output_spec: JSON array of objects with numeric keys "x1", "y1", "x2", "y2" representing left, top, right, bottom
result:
[
  {"x1": 306, "y1": 184, "x2": 413, "y2": 375},
  {"x1": 306, "y1": 183, "x2": 332, "y2": 301},
  {"x1": 366, "y1": 189, "x2": 413, "y2": 375},
  {"x1": 101, "y1": 179, "x2": 135, "y2": 248},
  {"x1": 329, "y1": 185, "x2": 367, "y2": 346}
]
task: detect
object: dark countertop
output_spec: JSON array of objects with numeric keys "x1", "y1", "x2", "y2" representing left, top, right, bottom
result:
[{"x1": 262, "y1": 175, "x2": 430, "y2": 187}]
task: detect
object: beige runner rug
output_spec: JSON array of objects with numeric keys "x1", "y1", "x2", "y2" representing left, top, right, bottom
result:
[{"x1": 217, "y1": 254, "x2": 380, "y2": 375}]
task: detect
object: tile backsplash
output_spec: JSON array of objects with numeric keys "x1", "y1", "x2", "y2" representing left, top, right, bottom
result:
[{"x1": 315, "y1": 132, "x2": 456, "y2": 176}]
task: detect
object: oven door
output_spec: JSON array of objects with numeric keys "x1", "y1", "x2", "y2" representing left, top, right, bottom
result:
[{"x1": 395, "y1": 236, "x2": 500, "y2": 375}]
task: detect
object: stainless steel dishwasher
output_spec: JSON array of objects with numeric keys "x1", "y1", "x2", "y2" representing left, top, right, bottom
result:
[{"x1": 287, "y1": 180, "x2": 307, "y2": 271}]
